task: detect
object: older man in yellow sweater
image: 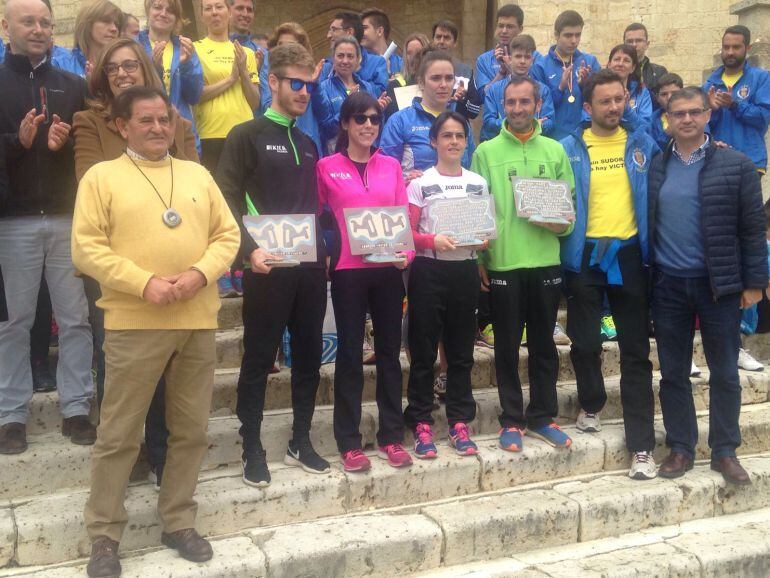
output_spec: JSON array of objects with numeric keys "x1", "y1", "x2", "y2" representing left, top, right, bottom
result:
[{"x1": 71, "y1": 86, "x2": 239, "y2": 578}]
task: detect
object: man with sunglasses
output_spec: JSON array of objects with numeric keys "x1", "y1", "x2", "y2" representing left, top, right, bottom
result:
[
  {"x1": 649, "y1": 86, "x2": 767, "y2": 485},
  {"x1": 216, "y1": 43, "x2": 330, "y2": 487}
]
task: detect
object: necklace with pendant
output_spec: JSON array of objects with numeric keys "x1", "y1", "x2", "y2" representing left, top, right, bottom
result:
[{"x1": 126, "y1": 153, "x2": 181, "y2": 228}]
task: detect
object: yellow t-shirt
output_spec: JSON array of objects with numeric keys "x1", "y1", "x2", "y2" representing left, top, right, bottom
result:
[
  {"x1": 421, "y1": 103, "x2": 443, "y2": 117},
  {"x1": 152, "y1": 40, "x2": 174, "y2": 94},
  {"x1": 585, "y1": 127, "x2": 637, "y2": 239},
  {"x1": 722, "y1": 70, "x2": 742, "y2": 90},
  {"x1": 194, "y1": 37, "x2": 259, "y2": 139}
]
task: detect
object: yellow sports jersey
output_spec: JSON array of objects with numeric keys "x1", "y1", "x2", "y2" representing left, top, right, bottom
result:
[
  {"x1": 584, "y1": 127, "x2": 638, "y2": 240},
  {"x1": 722, "y1": 70, "x2": 742, "y2": 90},
  {"x1": 152, "y1": 40, "x2": 173, "y2": 93},
  {"x1": 193, "y1": 37, "x2": 259, "y2": 139},
  {"x1": 421, "y1": 103, "x2": 443, "y2": 117}
]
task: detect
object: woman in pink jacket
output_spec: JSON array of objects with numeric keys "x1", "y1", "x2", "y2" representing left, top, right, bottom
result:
[{"x1": 316, "y1": 92, "x2": 412, "y2": 472}]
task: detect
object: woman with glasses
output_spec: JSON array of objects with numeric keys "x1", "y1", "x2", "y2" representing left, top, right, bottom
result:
[
  {"x1": 136, "y1": 0, "x2": 203, "y2": 145},
  {"x1": 53, "y1": 0, "x2": 124, "y2": 77},
  {"x1": 313, "y1": 36, "x2": 386, "y2": 156},
  {"x1": 316, "y1": 92, "x2": 412, "y2": 472},
  {"x1": 72, "y1": 38, "x2": 198, "y2": 490},
  {"x1": 194, "y1": 0, "x2": 260, "y2": 172}
]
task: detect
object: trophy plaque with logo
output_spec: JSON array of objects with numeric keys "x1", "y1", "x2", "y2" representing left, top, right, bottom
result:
[
  {"x1": 343, "y1": 206, "x2": 414, "y2": 263},
  {"x1": 424, "y1": 192, "x2": 497, "y2": 249},
  {"x1": 243, "y1": 214, "x2": 317, "y2": 267},
  {"x1": 511, "y1": 177, "x2": 575, "y2": 225}
]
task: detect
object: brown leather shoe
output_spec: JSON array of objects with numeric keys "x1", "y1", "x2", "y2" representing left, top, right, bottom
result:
[
  {"x1": 0, "y1": 422, "x2": 27, "y2": 454},
  {"x1": 62, "y1": 415, "x2": 97, "y2": 445},
  {"x1": 161, "y1": 528, "x2": 213, "y2": 562},
  {"x1": 711, "y1": 456, "x2": 751, "y2": 485},
  {"x1": 658, "y1": 451, "x2": 694, "y2": 479},
  {"x1": 86, "y1": 536, "x2": 121, "y2": 577}
]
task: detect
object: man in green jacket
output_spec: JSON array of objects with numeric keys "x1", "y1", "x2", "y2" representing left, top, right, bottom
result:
[{"x1": 472, "y1": 76, "x2": 575, "y2": 453}]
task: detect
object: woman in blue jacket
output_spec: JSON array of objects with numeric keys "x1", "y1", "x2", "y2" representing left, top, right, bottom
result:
[
  {"x1": 608, "y1": 44, "x2": 652, "y2": 132},
  {"x1": 313, "y1": 36, "x2": 381, "y2": 156},
  {"x1": 52, "y1": 0, "x2": 123, "y2": 77},
  {"x1": 136, "y1": 0, "x2": 203, "y2": 142}
]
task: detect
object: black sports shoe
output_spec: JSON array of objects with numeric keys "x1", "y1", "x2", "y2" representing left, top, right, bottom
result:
[
  {"x1": 32, "y1": 360, "x2": 56, "y2": 393},
  {"x1": 284, "y1": 437, "x2": 330, "y2": 474},
  {"x1": 242, "y1": 451, "x2": 271, "y2": 488}
]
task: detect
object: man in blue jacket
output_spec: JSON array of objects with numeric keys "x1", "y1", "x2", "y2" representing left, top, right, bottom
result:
[
  {"x1": 361, "y1": 8, "x2": 401, "y2": 76},
  {"x1": 320, "y1": 12, "x2": 388, "y2": 95},
  {"x1": 560, "y1": 69, "x2": 659, "y2": 481},
  {"x1": 474, "y1": 3, "x2": 530, "y2": 101},
  {"x1": 650, "y1": 73, "x2": 684, "y2": 151},
  {"x1": 531, "y1": 10, "x2": 601, "y2": 141},
  {"x1": 228, "y1": 0, "x2": 270, "y2": 114},
  {"x1": 703, "y1": 25, "x2": 770, "y2": 175},
  {"x1": 649, "y1": 86, "x2": 767, "y2": 485}
]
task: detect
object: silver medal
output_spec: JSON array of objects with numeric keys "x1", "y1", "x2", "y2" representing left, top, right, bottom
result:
[{"x1": 163, "y1": 208, "x2": 182, "y2": 228}]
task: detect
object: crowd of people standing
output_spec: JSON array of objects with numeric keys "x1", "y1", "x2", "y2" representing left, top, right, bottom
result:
[{"x1": 0, "y1": 1, "x2": 768, "y2": 577}]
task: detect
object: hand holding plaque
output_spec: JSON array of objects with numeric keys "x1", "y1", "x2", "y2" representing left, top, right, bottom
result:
[
  {"x1": 243, "y1": 215, "x2": 317, "y2": 268},
  {"x1": 424, "y1": 193, "x2": 497, "y2": 249},
  {"x1": 512, "y1": 177, "x2": 575, "y2": 227},
  {"x1": 344, "y1": 206, "x2": 414, "y2": 263}
]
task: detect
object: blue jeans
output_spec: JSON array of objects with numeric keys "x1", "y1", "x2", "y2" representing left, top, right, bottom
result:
[
  {"x1": 651, "y1": 271, "x2": 742, "y2": 459},
  {"x1": 0, "y1": 216, "x2": 93, "y2": 425}
]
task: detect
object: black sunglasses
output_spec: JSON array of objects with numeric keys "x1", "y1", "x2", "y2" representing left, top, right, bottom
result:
[
  {"x1": 352, "y1": 113, "x2": 382, "y2": 126},
  {"x1": 277, "y1": 76, "x2": 317, "y2": 94}
]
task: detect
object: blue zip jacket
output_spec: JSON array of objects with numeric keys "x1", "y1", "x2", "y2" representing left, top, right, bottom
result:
[
  {"x1": 230, "y1": 33, "x2": 271, "y2": 114},
  {"x1": 380, "y1": 97, "x2": 475, "y2": 176},
  {"x1": 559, "y1": 122, "x2": 660, "y2": 272},
  {"x1": 320, "y1": 47, "x2": 389, "y2": 95},
  {"x1": 703, "y1": 63, "x2": 770, "y2": 170},
  {"x1": 312, "y1": 73, "x2": 377, "y2": 155},
  {"x1": 474, "y1": 48, "x2": 541, "y2": 100},
  {"x1": 387, "y1": 52, "x2": 402, "y2": 76},
  {"x1": 650, "y1": 109, "x2": 670, "y2": 151},
  {"x1": 51, "y1": 46, "x2": 87, "y2": 77},
  {"x1": 137, "y1": 30, "x2": 203, "y2": 127},
  {"x1": 481, "y1": 75, "x2": 555, "y2": 141},
  {"x1": 531, "y1": 47, "x2": 601, "y2": 140}
]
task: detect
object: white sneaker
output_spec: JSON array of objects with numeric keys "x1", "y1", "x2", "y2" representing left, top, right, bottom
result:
[
  {"x1": 553, "y1": 323, "x2": 571, "y2": 345},
  {"x1": 690, "y1": 361, "x2": 701, "y2": 377},
  {"x1": 576, "y1": 410, "x2": 601, "y2": 432},
  {"x1": 738, "y1": 348, "x2": 764, "y2": 371},
  {"x1": 629, "y1": 451, "x2": 657, "y2": 480}
]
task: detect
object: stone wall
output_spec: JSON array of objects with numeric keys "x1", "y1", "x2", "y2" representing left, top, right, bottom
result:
[{"x1": 501, "y1": 0, "x2": 738, "y2": 85}]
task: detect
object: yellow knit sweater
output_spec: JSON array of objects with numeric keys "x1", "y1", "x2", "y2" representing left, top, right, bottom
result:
[{"x1": 72, "y1": 154, "x2": 240, "y2": 330}]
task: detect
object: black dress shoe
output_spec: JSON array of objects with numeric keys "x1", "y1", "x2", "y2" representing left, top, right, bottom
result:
[
  {"x1": 658, "y1": 451, "x2": 694, "y2": 479},
  {"x1": 62, "y1": 415, "x2": 97, "y2": 445},
  {"x1": 0, "y1": 422, "x2": 27, "y2": 454},
  {"x1": 711, "y1": 456, "x2": 751, "y2": 485},
  {"x1": 32, "y1": 360, "x2": 57, "y2": 393},
  {"x1": 161, "y1": 528, "x2": 213, "y2": 562},
  {"x1": 87, "y1": 536, "x2": 121, "y2": 577}
]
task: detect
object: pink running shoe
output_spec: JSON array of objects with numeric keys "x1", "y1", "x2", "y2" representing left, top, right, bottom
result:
[
  {"x1": 413, "y1": 423, "x2": 438, "y2": 459},
  {"x1": 341, "y1": 449, "x2": 371, "y2": 472},
  {"x1": 377, "y1": 442, "x2": 413, "y2": 468},
  {"x1": 449, "y1": 422, "x2": 478, "y2": 456}
]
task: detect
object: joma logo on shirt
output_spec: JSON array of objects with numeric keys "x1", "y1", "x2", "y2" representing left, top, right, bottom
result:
[
  {"x1": 266, "y1": 145, "x2": 288, "y2": 153},
  {"x1": 329, "y1": 172, "x2": 353, "y2": 180},
  {"x1": 411, "y1": 126, "x2": 430, "y2": 133},
  {"x1": 445, "y1": 185, "x2": 464, "y2": 190}
]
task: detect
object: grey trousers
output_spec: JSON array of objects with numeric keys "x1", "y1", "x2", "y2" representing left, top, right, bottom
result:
[{"x1": 0, "y1": 215, "x2": 93, "y2": 425}]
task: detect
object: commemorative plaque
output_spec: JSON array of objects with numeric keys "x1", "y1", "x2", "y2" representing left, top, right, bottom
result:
[
  {"x1": 511, "y1": 177, "x2": 575, "y2": 224},
  {"x1": 343, "y1": 206, "x2": 414, "y2": 263},
  {"x1": 243, "y1": 214, "x2": 317, "y2": 267},
  {"x1": 424, "y1": 194, "x2": 497, "y2": 248}
]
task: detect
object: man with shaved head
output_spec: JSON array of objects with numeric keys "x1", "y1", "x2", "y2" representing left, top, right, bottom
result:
[{"x1": 0, "y1": 0, "x2": 94, "y2": 455}]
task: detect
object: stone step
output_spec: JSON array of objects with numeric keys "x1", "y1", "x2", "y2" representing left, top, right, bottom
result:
[
  {"x1": 3, "y1": 402, "x2": 770, "y2": 568},
  {"x1": 23, "y1": 331, "x2": 767, "y2": 436},
  {"x1": 413, "y1": 505, "x2": 770, "y2": 577},
  {"x1": 6, "y1": 454, "x2": 770, "y2": 576},
  {"x1": 6, "y1": 369, "x2": 770, "y2": 501}
]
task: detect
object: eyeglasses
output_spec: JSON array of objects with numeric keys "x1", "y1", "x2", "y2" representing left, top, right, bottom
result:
[
  {"x1": 105, "y1": 59, "x2": 140, "y2": 76},
  {"x1": 352, "y1": 113, "x2": 382, "y2": 126},
  {"x1": 669, "y1": 108, "x2": 708, "y2": 120},
  {"x1": 277, "y1": 76, "x2": 316, "y2": 94}
]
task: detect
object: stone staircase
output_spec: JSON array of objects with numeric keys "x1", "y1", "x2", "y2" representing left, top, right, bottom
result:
[{"x1": 2, "y1": 296, "x2": 770, "y2": 576}]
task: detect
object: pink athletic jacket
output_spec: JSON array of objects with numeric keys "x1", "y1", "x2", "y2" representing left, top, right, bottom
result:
[{"x1": 316, "y1": 149, "x2": 409, "y2": 271}]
